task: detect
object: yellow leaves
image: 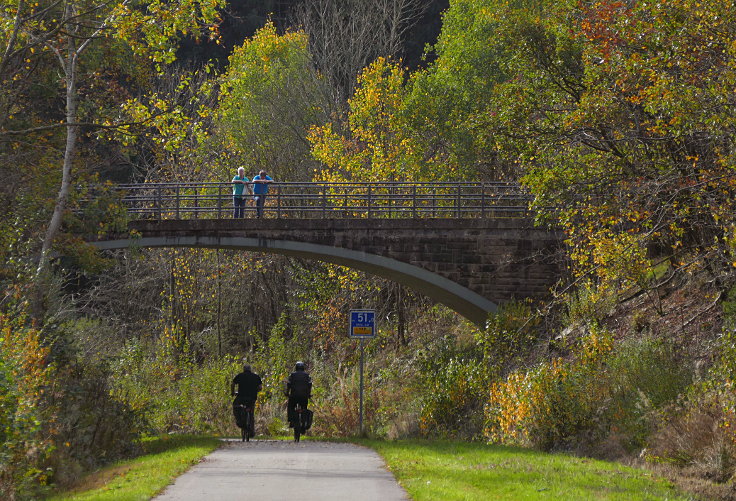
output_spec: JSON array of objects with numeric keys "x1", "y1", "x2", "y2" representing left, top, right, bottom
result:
[
  {"x1": 486, "y1": 328, "x2": 615, "y2": 446},
  {"x1": 228, "y1": 21, "x2": 308, "y2": 74},
  {"x1": 308, "y1": 58, "x2": 431, "y2": 184},
  {"x1": 487, "y1": 371, "x2": 535, "y2": 441},
  {"x1": 0, "y1": 313, "x2": 51, "y2": 413},
  {"x1": 111, "y1": 0, "x2": 225, "y2": 64},
  {"x1": 589, "y1": 231, "x2": 651, "y2": 286}
]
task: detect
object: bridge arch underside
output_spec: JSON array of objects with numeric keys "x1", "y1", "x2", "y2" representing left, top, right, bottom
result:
[{"x1": 93, "y1": 236, "x2": 498, "y2": 325}]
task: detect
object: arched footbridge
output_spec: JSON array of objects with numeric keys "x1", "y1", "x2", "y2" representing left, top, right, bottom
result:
[{"x1": 87, "y1": 182, "x2": 565, "y2": 325}]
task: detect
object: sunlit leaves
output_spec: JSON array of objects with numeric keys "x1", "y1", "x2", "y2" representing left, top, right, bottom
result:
[
  {"x1": 0, "y1": 313, "x2": 53, "y2": 496},
  {"x1": 399, "y1": 0, "x2": 581, "y2": 180},
  {"x1": 217, "y1": 21, "x2": 328, "y2": 181},
  {"x1": 506, "y1": 0, "x2": 736, "y2": 293},
  {"x1": 112, "y1": 0, "x2": 224, "y2": 65},
  {"x1": 486, "y1": 327, "x2": 614, "y2": 448},
  {"x1": 309, "y1": 57, "x2": 431, "y2": 183}
]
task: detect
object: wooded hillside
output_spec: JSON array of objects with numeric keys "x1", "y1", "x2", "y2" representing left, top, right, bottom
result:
[{"x1": 2, "y1": 0, "x2": 736, "y2": 499}]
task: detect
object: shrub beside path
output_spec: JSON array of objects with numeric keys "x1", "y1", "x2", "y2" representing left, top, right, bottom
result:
[{"x1": 154, "y1": 440, "x2": 409, "y2": 500}]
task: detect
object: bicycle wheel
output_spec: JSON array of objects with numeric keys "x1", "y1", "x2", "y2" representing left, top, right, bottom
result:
[
  {"x1": 244, "y1": 412, "x2": 250, "y2": 442},
  {"x1": 235, "y1": 404, "x2": 246, "y2": 442},
  {"x1": 247, "y1": 409, "x2": 254, "y2": 442},
  {"x1": 294, "y1": 405, "x2": 302, "y2": 443}
]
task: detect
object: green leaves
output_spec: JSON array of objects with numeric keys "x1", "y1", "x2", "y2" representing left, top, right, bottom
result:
[
  {"x1": 113, "y1": 0, "x2": 225, "y2": 64},
  {"x1": 501, "y1": 0, "x2": 736, "y2": 292},
  {"x1": 217, "y1": 22, "x2": 329, "y2": 181}
]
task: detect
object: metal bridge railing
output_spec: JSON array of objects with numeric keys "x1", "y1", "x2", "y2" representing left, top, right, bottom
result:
[{"x1": 93, "y1": 182, "x2": 532, "y2": 220}]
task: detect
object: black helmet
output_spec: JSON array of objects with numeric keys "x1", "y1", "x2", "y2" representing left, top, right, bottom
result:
[
  {"x1": 243, "y1": 364, "x2": 251, "y2": 373},
  {"x1": 295, "y1": 361, "x2": 306, "y2": 371}
]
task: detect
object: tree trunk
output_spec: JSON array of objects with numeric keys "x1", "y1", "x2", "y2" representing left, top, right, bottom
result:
[
  {"x1": 32, "y1": 20, "x2": 79, "y2": 321},
  {"x1": 35, "y1": 21, "x2": 79, "y2": 280}
]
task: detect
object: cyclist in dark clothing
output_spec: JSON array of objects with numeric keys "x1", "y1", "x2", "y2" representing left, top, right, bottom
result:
[
  {"x1": 285, "y1": 361, "x2": 312, "y2": 428},
  {"x1": 231, "y1": 364, "x2": 262, "y2": 435}
]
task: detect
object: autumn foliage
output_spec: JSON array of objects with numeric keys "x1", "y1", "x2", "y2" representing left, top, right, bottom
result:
[
  {"x1": 4, "y1": 0, "x2": 736, "y2": 498},
  {"x1": 0, "y1": 314, "x2": 52, "y2": 499}
]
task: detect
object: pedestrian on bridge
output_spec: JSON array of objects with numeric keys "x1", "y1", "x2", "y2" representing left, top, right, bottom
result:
[
  {"x1": 232, "y1": 167, "x2": 252, "y2": 218},
  {"x1": 252, "y1": 170, "x2": 273, "y2": 218}
]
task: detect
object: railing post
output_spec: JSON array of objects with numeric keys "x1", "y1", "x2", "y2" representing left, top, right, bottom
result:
[
  {"x1": 277, "y1": 185, "x2": 281, "y2": 219},
  {"x1": 481, "y1": 182, "x2": 486, "y2": 218},
  {"x1": 456, "y1": 185, "x2": 461, "y2": 218},
  {"x1": 367, "y1": 185, "x2": 372, "y2": 219},
  {"x1": 322, "y1": 186, "x2": 327, "y2": 218},
  {"x1": 156, "y1": 186, "x2": 162, "y2": 220},
  {"x1": 388, "y1": 185, "x2": 392, "y2": 218},
  {"x1": 412, "y1": 185, "x2": 417, "y2": 218},
  {"x1": 193, "y1": 188, "x2": 199, "y2": 219},
  {"x1": 217, "y1": 185, "x2": 222, "y2": 219},
  {"x1": 175, "y1": 185, "x2": 180, "y2": 219}
]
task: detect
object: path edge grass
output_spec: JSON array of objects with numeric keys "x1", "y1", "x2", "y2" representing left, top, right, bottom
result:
[
  {"x1": 47, "y1": 435, "x2": 221, "y2": 501},
  {"x1": 47, "y1": 436, "x2": 693, "y2": 500},
  {"x1": 353, "y1": 438, "x2": 691, "y2": 501}
]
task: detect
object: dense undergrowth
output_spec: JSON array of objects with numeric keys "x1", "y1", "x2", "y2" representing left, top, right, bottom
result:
[{"x1": 4, "y1": 264, "x2": 736, "y2": 500}]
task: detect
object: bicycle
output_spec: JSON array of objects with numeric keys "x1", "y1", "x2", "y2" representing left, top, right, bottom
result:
[
  {"x1": 235, "y1": 403, "x2": 255, "y2": 442},
  {"x1": 293, "y1": 403, "x2": 307, "y2": 443}
]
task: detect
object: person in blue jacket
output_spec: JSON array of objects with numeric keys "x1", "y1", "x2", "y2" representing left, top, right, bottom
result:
[
  {"x1": 252, "y1": 170, "x2": 273, "y2": 218},
  {"x1": 231, "y1": 167, "x2": 251, "y2": 218}
]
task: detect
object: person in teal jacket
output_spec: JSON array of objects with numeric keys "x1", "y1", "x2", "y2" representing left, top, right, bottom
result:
[
  {"x1": 232, "y1": 167, "x2": 251, "y2": 218},
  {"x1": 252, "y1": 170, "x2": 273, "y2": 218}
]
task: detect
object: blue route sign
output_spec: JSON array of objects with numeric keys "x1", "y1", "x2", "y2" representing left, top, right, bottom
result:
[{"x1": 349, "y1": 309, "x2": 376, "y2": 339}]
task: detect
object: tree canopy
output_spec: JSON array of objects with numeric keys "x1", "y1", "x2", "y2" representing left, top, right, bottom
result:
[{"x1": 3, "y1": 1, "x2": 736, "y2": 498}]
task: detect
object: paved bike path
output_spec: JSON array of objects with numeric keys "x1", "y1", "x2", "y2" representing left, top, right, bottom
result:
[{"x1": 155, "y1": 440, "x2": 409, "y2": 501}]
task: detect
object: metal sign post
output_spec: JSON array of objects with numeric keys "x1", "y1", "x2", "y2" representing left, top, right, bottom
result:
[
  {"x1": 349, "y1": 309, "x2": 376, "y2": 436},
  {"x1": 359, "y1": 337, "x2": 365, "y2": 435}
]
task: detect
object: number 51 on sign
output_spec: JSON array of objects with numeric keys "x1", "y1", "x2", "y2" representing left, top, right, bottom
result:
[{"x1": 349, "y1": 309, "x2": 376, "y2": 338}]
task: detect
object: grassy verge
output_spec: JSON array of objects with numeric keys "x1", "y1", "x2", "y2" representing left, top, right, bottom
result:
[
  {"x1": 358, "y1": 439, "x2": 691, "y2": 501},
  {"x1": 47, "y1": 435, "x2": 221, "y2": 501}
]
